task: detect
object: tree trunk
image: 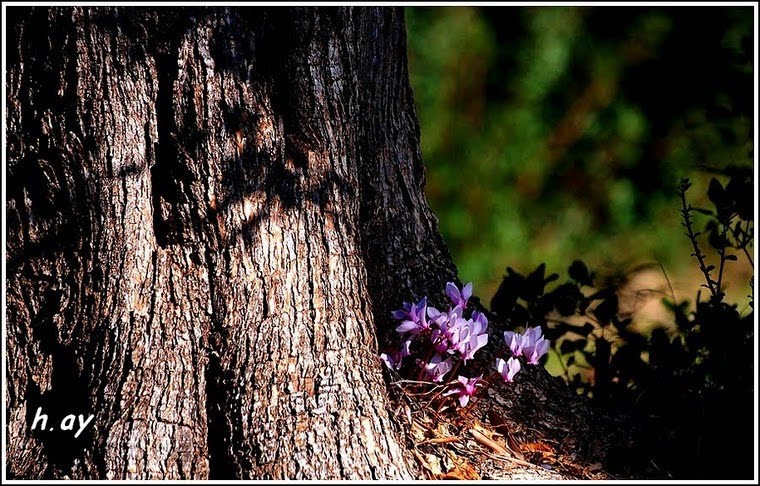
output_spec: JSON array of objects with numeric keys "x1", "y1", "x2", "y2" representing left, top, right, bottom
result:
[
  {"x1": 6, "y1": 6, "x2": 443, "y2": 479},
  {"x1": 6, "y1": 6, "x2": 622, "y2": 481}
]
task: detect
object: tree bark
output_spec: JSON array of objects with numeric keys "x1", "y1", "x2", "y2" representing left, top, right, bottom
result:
[
  {"x1": 6, "y1": 6, "x2": 622, "y2": 481},
  {"x1": 6, "y1": 6, "x2": 432, "y2": 479}
]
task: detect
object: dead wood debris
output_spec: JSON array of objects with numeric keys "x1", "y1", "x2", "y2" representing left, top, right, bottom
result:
[{"x1": 393, "y1": 380, "x2": 611, "y2": 480}]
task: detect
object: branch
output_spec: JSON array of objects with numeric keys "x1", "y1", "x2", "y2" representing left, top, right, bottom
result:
[{"x1": 678, "y1": 179, "x2": 717, "y2": 298}]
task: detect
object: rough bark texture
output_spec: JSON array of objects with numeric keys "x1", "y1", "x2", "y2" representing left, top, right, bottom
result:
[
  {"x1": 6, "y1": 7, "x2": 427, "y2": 479},
  {"x1": 6, "y1": 6, "x2": 622, "y2": 481}
]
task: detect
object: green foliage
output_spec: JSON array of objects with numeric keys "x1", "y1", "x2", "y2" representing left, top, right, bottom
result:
[
  {"x1": 489, "y1": 173, "x2": 754, "y2": 479},
  {"x1": 406, "y1": 7, "x2": 753, "y2": 298},
  {"x1": 407, "y1": 7, "x2": 754, "y2": 479}
]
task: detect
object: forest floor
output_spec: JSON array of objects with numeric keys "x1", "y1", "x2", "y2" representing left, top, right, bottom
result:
[
  {"x1": 402, "y1": 403, "x2": 610, "y2": 480},
  {"x1": 386, "y1": 259, "x2": 754, "y2": 480},
  {"x1": 389, "y1": 365, "x2": 624, "y2": 480}
]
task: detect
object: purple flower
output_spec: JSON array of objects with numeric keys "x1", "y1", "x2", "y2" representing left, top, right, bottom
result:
[
  {"x1": 504, "y1": 331, "x2": 527, "y2": 357},
  {"x1": 523, "y1": 337, "x2": 550, "y2": 365},
  {"x1": 469, "y1": 313, "x2": 488, "y2": 337},
  {"x1": 430, "y1": 329, "x2": 452, "y2": 354},
  {"x1": 379, "y1": 340, "x2": 412, "y2": 371},
  {"x1": 417, "y1": 354, "x2": 454, "y2": 382},
  {"x1": 428, "y1": 306, "x2": 464, "y2": 354},
  {"x1": 445, "y1": 282, "x2": 473, "y2": 309},
  {"x1": 496, "y1": 357, "x2": 521, "y2": 382},
  {"x1": 392, "y1": 297, "x2": 427, "y2": 322},
  {"x1": 439, "y1": 316, "x2": 468, "y2": 356},
  {"x1": 517, "y1": 326, "x2": 549, "y2": 365},
  {"x1": 391, "y1": 301, "x2": 414, "y2": 320},
  {"x1": 394, "y1": 297, "x2": 431, "y2": 335},
  {"x1": 427, "y1": 304, "x2": 462, "y2": 327},
  {"x1": 505, "y1": 326, "x2": 551, "y2": 364},
  {"x1": 459, "y1": 319, "x2": 489, "y2": 361},
  {"x1": 472, "y1": 310, "x2": 488, "y2": 329},
  {"x1": 380, "y1": 352, "x2": 400, "y2": 370},
  {"x1": 400, "y1": 339, "x2": 412, "y2": 357},
  {"x1": 443, "y1": 375, "x2": 485, "y2": 407},
  {"x1": 525, "y1": 326, "x2": 544, "y2": 344},
  {"x1": 434, "y1": 311, "x2": 489, "y2": 361}
]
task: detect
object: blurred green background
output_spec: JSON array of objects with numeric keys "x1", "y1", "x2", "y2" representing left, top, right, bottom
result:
[{"x1": 406, "y1": 6, "x2": 754, "y2": 307}]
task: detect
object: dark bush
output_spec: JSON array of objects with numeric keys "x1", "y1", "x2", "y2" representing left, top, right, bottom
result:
[{"x1": 490, "y1": 172, "x2": 754, "y2": 479}]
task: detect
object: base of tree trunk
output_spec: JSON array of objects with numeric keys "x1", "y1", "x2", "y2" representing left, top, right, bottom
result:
[{"x1": 384, "y1": 350, "x2": 630, "y2": 480}]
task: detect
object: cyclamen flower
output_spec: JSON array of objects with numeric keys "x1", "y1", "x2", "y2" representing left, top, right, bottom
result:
[
  {"x1": 391, "y1": 301, "x2": 415, "y2": 320},
  {"x1": 394, "y1": 297, "x2": 431, "y2": 335},
  {"x1": 525, "y1": 326, "x2": 544, "y2": 344},
  {"x1": 469, "y1": 311, "x2": 488, "y2": 339},
  {"x1": 380, "y1": 340, "x2": 412, "y2": 370},
  {"x1": 443, "y1": 375, "x2": 485, "y2": 407},
  {"x1": 428, "y1": 306, "x2": 464, "y2": 354},
  {"x1": 472, "y1": 310, "x2": 488, "y2": 329},
  {"x1": 459, "y1": 319, "x2": 488, "y2": 361},
  {"x1": 496, "y1": 357, "x2": 521, "y2": 382},
  {"x1": 380, "y1": 352, "x2": 402, "y2": 370},
  {"x1": 392, "y1": 297, "x2": 428, "y2": 323},
  {"x1": 504, "y1": 326, "x2": 550, "y2": 365},
  {"x1": 427, "y1": 304, "x2": 463, "y2": 328},
  {"x1": 520, "y1": 326, "x2": 549, "y2": 364},
  {"x1": 430, "y1": 335, "x2": 451, "y2": 354},
  {"x1": 430, "y1": 328, "x2": 453, "y2": 354},
  {"x1": 432, "y1": 314, "x2": 487, "y2": 361},
  {"x1": 445, "y1": 282, "x2": 473, "y2": 309},
  {"x1": 504, "y1": 331, "x2": 527, "y2": 357},
  {"x1": 523, "y1": 337, "x2": 550, "y2": 365},
  {"x1": 417, "y1": 354, "x2": 454, "y2": 382}
]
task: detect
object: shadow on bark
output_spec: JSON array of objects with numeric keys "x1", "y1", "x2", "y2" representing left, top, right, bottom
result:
[{"x1": 4, "y1": 6, "x2": 626, "y2": 480}]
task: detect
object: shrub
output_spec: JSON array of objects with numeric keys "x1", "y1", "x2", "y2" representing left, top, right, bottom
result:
[{"x1": 489, "y1": 171, "x2": 754, "y2": 478}]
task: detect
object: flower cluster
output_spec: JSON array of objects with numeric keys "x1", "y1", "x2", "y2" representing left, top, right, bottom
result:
[
  {"x1": 383, "y1": 282, "x2": 487, "y2": 377},
  {"x1": 503, "y1": 326, "x2": 550, "y2": 365},
  {"x1": 380, "y1": 282, "x2": 550, "y2": 408},
  {"x1": 491, "y1": 326, "x2": 550, "y2": 385}
]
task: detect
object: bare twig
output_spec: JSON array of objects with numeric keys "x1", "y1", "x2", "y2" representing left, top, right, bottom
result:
[
  {"x1": 460, "y1": 442, "x2": 538, "y2": 469},
  {"x1": 417, "y1": 436, "x2": 460, "y2": 446},
  {"x1": 678, "y1": 179, "x2": 717, "y2": 297},
  {"x1": 470, "y1": 428, "x2": 510, "y2": 456},
  {"x1": 715, "y1": 221, "x2": 731, "y2": 299},
  {"x1": 739, "y1": 220, "x2": 754, "y2": 267},
  {"x1": 656, "y1": 259, "x2": 677, "y2": 303}
]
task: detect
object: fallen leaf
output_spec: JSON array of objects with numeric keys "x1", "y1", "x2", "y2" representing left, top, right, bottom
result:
[
  {"x1": 521, "y1": 442, "x2": 555, "y2": 454},
  {"x1": 425, "y1": 453, "x2": 442, "y2": 475},
  {"x1": 437, "y1": 460, "x2": 480, "y2": 480}
]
